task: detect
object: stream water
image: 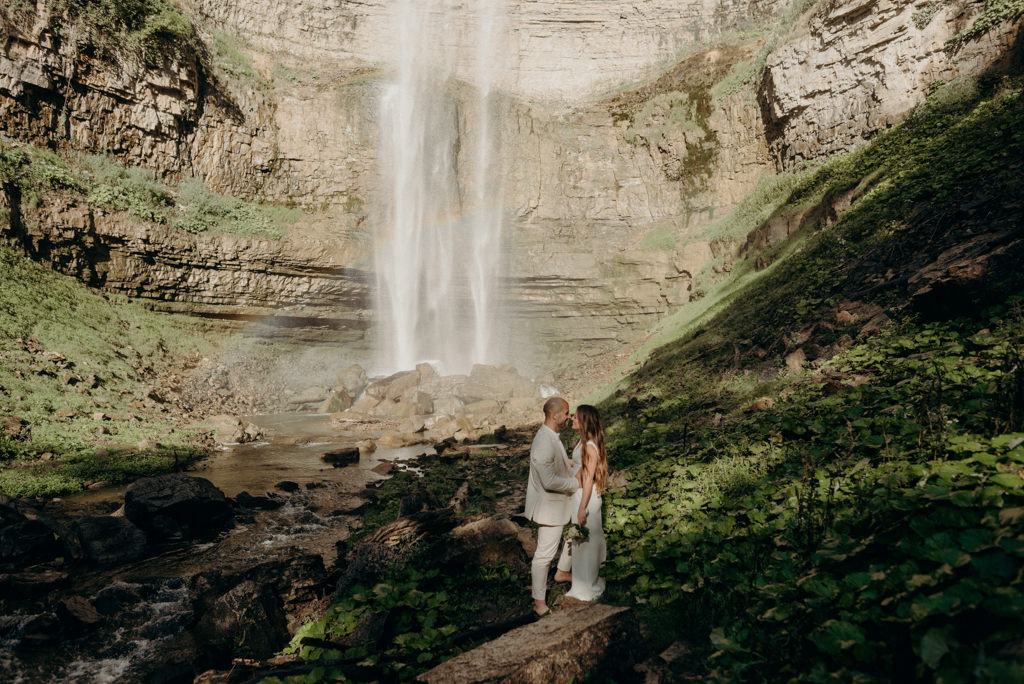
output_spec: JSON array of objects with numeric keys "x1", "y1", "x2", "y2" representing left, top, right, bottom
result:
[{"x1": 2, "y1": 414, "x2": 432, "y2": 683}]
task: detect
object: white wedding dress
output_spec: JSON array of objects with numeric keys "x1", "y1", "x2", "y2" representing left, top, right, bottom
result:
[{"x1": 566, "y1": 441, "x2": 607, "y2": 601}]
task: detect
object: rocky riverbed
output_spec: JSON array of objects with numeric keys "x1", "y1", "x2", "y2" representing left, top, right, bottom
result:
[{"x1": 0, "y1": 414, "x2": 655, "y2": 683}]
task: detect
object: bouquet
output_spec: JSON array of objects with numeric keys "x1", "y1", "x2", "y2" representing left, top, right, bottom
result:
[{"x1": 563, "y1": 523, "x2": 590, "y2": 544}]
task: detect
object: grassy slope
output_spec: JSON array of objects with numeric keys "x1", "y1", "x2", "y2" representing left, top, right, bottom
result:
[
  {"x1": 0, "y1": 243, "x2": 219, "y2": 497},
  {"x1": 595, "y1": 78, "x2": 1024, "y2": 681}
]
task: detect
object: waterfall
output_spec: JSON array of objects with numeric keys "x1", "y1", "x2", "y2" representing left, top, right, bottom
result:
[{"x1": 374, "y1": 0, "x2": 506, "y2": 376}]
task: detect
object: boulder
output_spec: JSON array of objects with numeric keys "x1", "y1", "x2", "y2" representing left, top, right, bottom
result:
[
  {"x1": 439, "y1": 516, "x2": 526, "y2": 570},
  {"x1": 416, "y1": 362, "x2": 438, "y2": 383},
  {"x1": 124, "y1": 475, "x2": 233, "y2": 540},
  {"x1": 785, "y1": 348, "x2": 806, "y2": 374},
  {"x1": 205, "y1": 415, "x2": 263, "y2": 445},
  {"x1": 74, "y1": 516, "x2": 147, "y2": 564},
  {"x1": 417, "y1": 603, "x2": 644, "y2": 683},
  {"x1": 399, "y1": 417, "x2": 427, "y2": 434},
  {"x1": 322, "y1": 447, "x2": 360, "y2": 467},
  {"x1": 0, "y1": 499, "x2": 65, "y2": 566},
  {"x1": 288, "y1": 385, "x2": 330, "y2": 406},
  {"x1": 193, "y1": 580, "x2": 288, "y2": 661},
  {"x1": 375, "y1": 431, "x2": 423, "y2": 449},
  {"x1": 458, "y1": 400, "x2": 502, "y2": 429},
  {"x1": 58, "y1": 595, "x2": 104, "y2": 628},
  {"x1": 337, "y1": 364, "x2": 368, "y2": 397},
  {"x1": 234, "y1": 492, "x2": 282, "y2": 510},
  {"x1": 349, "y1": 393, "x2": 381, "y2": 414},
  {"x1": 503, "y1": 397, "x2": 540, "y2": 421},
  {"x1": 318, "y1": 390, "x2": 353, "y2": 414},
  {"x1": 398, "y1": 389, "x2": 434, "y2": 415},
  {"x1": 366, "y1": 370, "x2": 420, "y2": 401},
  {"x1": 459, "y1": 364, "x2": 539, "y2": 403}
]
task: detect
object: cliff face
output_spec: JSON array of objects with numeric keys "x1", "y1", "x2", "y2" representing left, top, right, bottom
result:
[
  {"x1": 1, "y1": 0, "x2": 1021, "y2": 371},
  {"x1": 759, "y1": 0, "x2": 1023, "y2": 168}
]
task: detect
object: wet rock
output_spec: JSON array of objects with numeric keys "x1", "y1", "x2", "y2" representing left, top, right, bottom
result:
[
  {"x1": 371, "y1": 461, "x2": 396, "y2": 476},
  {"x1": 275, "y1": 480, "x2": 300, "y2": 493},
  {"x1": 93, "y1": 583, "x2": 143, "y2": 615},
  {"x1": 205, "y1": 414, "x2": 263, "y2": 445},
  {"x1": 124, "y1": 475, "x2": 233, "y2": 540},
  {"x1": 57, "y1": 595, "x2": 103, "y2": 628},
  {"x1": 366, "y1": 369, "x2": 420, "y2": 401},
  {"x1": 74, "y1": 515, "x2": 147, "y2": 564},
  {"x1": 0, "y1": 569, "x2": 69, "y2": 598},
  {"x1": 194, "y1": 580, "x2": 289, "y2": 661},
  {"x1": 375, "y1": 431, "x2": 424, "y2": 449},
  {"x1": 417, "y1": 603, "x2": 644, "y2": 683},
  {"x1": 18, "y1": 612, "x2": 61, "y2": 648},
  {"x1": 235, "y1": 491, "x2": 282, "y2": 510},
  {"x1": 322, "y1": 447, "x2": 360, "y2": 467},
  {"x1": 337, "y1": 364, "x2": 368, "y2": 397},
  {"x1": 318, "y1": 389, "x2": 353, "y2": 414},
  {"x1": 0, "y1": 499, "x2": 65, "y2": 566},
  {"x1": 242, "y1": 555, "x2": 330, "y2": 612},
  {"x1": 399, "y1": 488, "x2": 441, "y2": 516}
]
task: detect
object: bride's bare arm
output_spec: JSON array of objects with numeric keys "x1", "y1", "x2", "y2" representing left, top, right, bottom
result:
[{"x1": 576, "y1": 443, "x2": 598, "y2": 526}]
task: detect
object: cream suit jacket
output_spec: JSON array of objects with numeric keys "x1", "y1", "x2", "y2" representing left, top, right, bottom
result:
[{"x1": 524, "y1": 424, "x2": 579, "y2": 525}]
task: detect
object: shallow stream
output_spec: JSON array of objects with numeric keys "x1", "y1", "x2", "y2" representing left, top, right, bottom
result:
[{"x1": 2, "y1": 413, "x2": 431, "y2": 683}]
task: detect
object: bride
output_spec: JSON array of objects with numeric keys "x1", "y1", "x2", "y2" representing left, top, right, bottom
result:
[{"x1": 565, "y1": 404, "x2": 608, "y2": 601}]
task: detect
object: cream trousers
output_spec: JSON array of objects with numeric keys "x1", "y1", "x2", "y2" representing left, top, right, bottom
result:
[{"x1": 531, "y1": 524, "x2": 572, "y2": 601}]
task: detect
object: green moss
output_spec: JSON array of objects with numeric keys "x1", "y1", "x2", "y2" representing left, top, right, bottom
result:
[
  {"x1": 642, "y1": 221, "x2": 680, "y2": 250},
  {"x1": 211, "y1": 30, "x2": 267, "y2": 88},
  {"x1": 947, "y1": 0, "x2": 1024, "y2": 52}
]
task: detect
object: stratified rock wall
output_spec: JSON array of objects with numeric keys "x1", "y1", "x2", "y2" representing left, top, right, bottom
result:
[
  {"x1": 0, "y1": 10, "x2": 276, "y2": 198},
  {"x1": 189, "y1": 0, "x2": 788, "y2": 101},
  {"x1": 759, "y1": 0, "x2": 1023, "y2": 168},
  {"x1": 12, "y1": 194, "x2": 370, "y2": 333}
]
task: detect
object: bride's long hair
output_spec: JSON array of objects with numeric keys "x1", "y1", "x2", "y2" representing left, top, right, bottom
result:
[{"x1": 575, "y1": 404, "x2": 608, "y2": 493}]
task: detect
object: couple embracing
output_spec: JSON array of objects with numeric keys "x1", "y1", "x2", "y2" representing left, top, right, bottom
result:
[{"x1": 524, "y1": 396, "x2": 608, "y2": 616}]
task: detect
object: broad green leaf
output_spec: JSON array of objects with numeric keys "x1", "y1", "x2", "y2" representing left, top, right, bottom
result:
[{"x1": 920, "y1": 628, "x2": 950, "y2": 670}]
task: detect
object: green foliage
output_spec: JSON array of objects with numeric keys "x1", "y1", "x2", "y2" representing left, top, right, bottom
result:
[
  {"x1": 1, "y1": 139, "x2": 300, "y2": 239},
  {"x1": 83, "y1": 155, "x2": 173, "y2": 223},
  {"x1": 0, "y1": 245, "x2": 213, "y2": 496},
  {"x1": 947, "y1": 0, "x2": 1024, "y2": 53},
  {"x1": 210, "y1": 30, "x2": 267, "y2": 87},
  {"x1": 48, "y1": 0, "x2": 197, "y2": 65},
  {"x1": 595, "y1": 81, "x2": 1024, "y2": 681},
  {"x1": 602, "y1": 308, "x2": 1024, "y2": 681},
  {"x1": 174, "y1": 177, "x2": 298, "y2": 238},
  {"x1": 286, "y1": 554, "x2": 527, "y2": 680},
  {"x1": 710, "y1": 0, "x2": 823, "y2": 100}
]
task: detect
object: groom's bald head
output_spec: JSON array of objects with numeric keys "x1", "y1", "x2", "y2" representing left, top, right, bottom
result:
[{"x1": 543, "y1": 396, "x2": 568, "y2": 418}]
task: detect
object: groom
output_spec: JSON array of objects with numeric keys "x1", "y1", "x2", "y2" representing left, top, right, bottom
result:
[{"x1": 524, "y1": 396, "x2": 580, "y2": 616}]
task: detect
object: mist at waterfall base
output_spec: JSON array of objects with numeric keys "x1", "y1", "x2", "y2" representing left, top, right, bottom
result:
[{"x1": 374, "y1": 0, "x2": 510, "y2": 378}]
